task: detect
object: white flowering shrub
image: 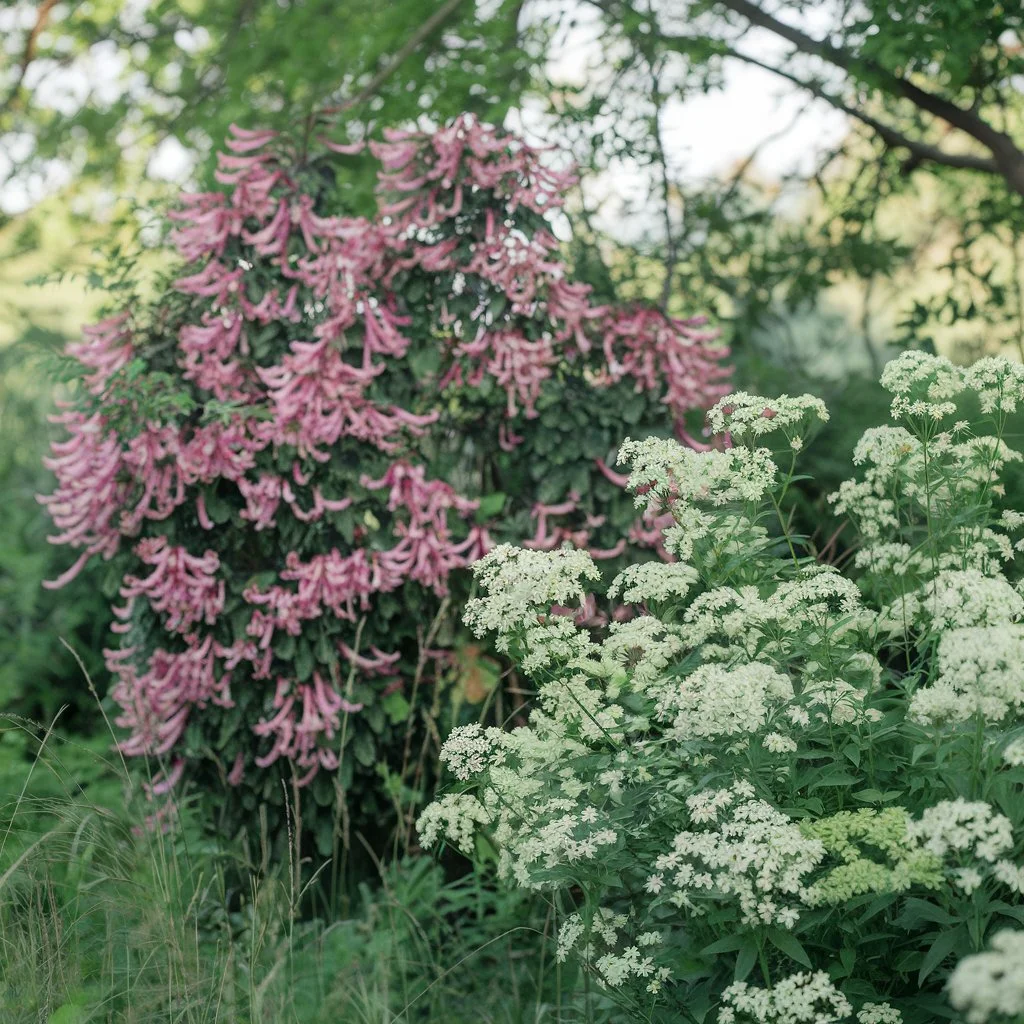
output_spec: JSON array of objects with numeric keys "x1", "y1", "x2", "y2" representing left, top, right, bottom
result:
[{"x1": 418, "y1": 354, "x2": 1024, "y2": 1024}]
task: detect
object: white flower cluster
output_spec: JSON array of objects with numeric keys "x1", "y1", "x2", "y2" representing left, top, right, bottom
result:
[
  {"x1": 419, "y1": 354, "x2": 1024, "y2": 1019},
  {"x1": 678, "y1": 584, "x2": 765, "y2": 655},
  {"x1": 464, "y1": 544, "x2": 600, "y2": 639},
  {"x1": 438, "y1": 723, "x2": 503, "y2": 779},
  {"x1": 887, "y1": 570, "x2": 1024, "y2": 637},
  {"x1": 1003, "y1": 736, "x2": 1024, "y2": 767},
  {"x1": 964, "y1": 357, "x2": 1024, "y2": 415},
  {"x1": 598, "y1": 615, "x2": 686, "y2": 691},
  {"x1": 907, "y1": 799, "x2": 1014, "y2": 864},
  {"x1": 648, "y1": 782, "x2": 825, "y2": 929},
  {"x1": 608, "y1": 560, "x2": 699, "y2": 605},
  {"x1": 617, "y1": 436, "x2": 777, "y2": 509},
  {"x1": 856, "y1": 1004, "x2": 903, "y2": 1024},
  {"x1": 655, "y1": 661, "x2": 793, "y2": 742},
  {"x1": 505, "y1": 806, "x2": 618, "y2": 881},
  {"x1": 707, "y1": 391, "x2": 829, "y2": 442},
  {"x1": 718, "y1": 971, "x2": 852, "y2": 1023},
  {"x1": 416, "y1": 793, "x2": 492, "y2": 853},
  {"x1": 879, "y1": 350, "x2": 964, "y2": 421},
  {"x1": 948, "y1": 930, "x2": 1024, "y2": 1023},
  {"x1": 720, "y1": 973, "x2": 904, "y2": 1024},
  {"x1": 679, "y1": 569, "x2": 875, "y2": 681},
  {"x1": 557, "y1": 909, "x2": 670, "y2": 993},
  {"x1": 762, "y1": 564, "x2": 868, "y2": 632},
  {"x1": 910, "y1": 625, "x2": 1024, "y2": 725}
]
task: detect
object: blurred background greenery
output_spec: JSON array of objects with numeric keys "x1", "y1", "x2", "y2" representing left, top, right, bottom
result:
[{"x1": 1, "y1": 0, "x2": 1023, "y2": 1018}]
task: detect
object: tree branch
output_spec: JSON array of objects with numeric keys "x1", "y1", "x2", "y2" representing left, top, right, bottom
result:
[
  {"x1": 318, "y1": 0, "x2": 468, "y2": 118},
  {"x1": 713, "y1": 0, "x2": 1024, "y2": 195},
  {"x1": 720, "y1": 44, "x2": 1002, "y2": 179},
  {"x1": 0, "y1": 0, "x2": 59, "y2": 119}
]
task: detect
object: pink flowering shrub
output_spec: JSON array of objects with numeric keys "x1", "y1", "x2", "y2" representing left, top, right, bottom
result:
[{"x1": 42, "y1": 116, "x2": 729, "y2": 847}]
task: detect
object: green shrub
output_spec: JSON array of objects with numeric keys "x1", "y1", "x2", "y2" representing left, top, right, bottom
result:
[{"x1": 39, "y1": 116, "x2": 729, "y2": 860}]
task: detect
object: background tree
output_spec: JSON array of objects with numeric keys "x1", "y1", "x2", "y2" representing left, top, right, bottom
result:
[{"x1": 534, "y1": 0, "x2": 1024, "y2": 357}]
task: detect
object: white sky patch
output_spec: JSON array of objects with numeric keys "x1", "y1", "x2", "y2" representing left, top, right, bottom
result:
[
  {"x1": 512, "y1": 2, "x2": 850, "y2": 241},
  {"x1": 147, "y1": 135, "x2": 195, "y2": 183}
]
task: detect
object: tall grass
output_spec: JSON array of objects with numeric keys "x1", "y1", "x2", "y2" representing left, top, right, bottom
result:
[{"x1": 0, "y1": 707, "x2": 573, "y2": 1023}]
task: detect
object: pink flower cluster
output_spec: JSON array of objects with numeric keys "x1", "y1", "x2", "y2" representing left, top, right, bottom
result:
[
  {"x1": 253, "y1": 673, "x2": 358, "y2": 782},
  {"x1": 601, "y1": 308, "x2": 731, "y2": 424},
  {"x1": 107, "y1": 634, "x2": 233, "y2": 757},
  {"x1": 42, "y1": 115, "x2": 730, "y2": 791},
  {"x1": 116, "y1": 537, "x2": 224, "y2": 634}
]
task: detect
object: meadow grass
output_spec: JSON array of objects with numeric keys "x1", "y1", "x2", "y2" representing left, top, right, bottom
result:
[{"x1": 0, "y1": 708, "x2": 581, "y2": 1024}]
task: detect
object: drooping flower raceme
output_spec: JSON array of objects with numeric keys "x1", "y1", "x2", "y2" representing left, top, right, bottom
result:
[{"x1": 41, "y1": 116, "x2": 730, "y2": 840}]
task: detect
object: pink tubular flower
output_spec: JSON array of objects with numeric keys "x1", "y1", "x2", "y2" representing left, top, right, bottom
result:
[
  {"x1": 118, "y1": 425, "x2": 191, "y2": 532},
  {"x1": 237, "y1": 473, "x2": 284, "y2": 530},
  {"x1": 498, "y1": 422, "x2": 524, "y2": 452},
  {"x1": 456, "y1": 328, "x2": 555, "y2": 418},
  {"x1": 595, "y1": 457, "x2": 631, "y2": 489},
  {"x1": 253, "y1": 672, "x2": 360, "y2": 784},
  {"x1": 109, "y1": 634, "x2": 232, "y2": 757},
  {"x1": 179, "y1": 313, "x2": 248, "y2": 399},
  {"x1": 147, "y1": 757, "x2": 186, "y2": 796},
  {"x1": 180, "y1": 421, "x2": 261, "y2": 484},
  {"x1": 173, "y1": 260, "x2": 244, "y2": 305},
  {"x1": 602, "y1": 307, "x2": 731, "y2": 422},
  {"x1": 40, "y1": 410, "x2": 128, "y2": 585},
  {"x1": 254, "y1": 339, "x2": 384, "y2": 458},
  {"x1": 117, "y1": 537, "x2": 224, "y2": 634},
  {"x1": 226, "y1": 752, "x2": 245, "y2": 786},
  {"x1": 67, "y1": 312, "x2": 134, "y2": 394},
  {"x1": 168, "y1": 193, "x2": 240, "y2": 261},
  {"x1": 339, "y1": 643, "x2": 400, "y2": 675},
  {"x1": 361, "y1": 461, "x2": 478, "y2": 520}
]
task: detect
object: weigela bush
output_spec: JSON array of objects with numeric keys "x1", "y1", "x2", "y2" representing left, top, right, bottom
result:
[
  {"x1": 41, "y1": 116, "x2": 729, "y2": 847},
  {"x1": 420, "y1": 352, "x2": 1024, "y2": 1023}
]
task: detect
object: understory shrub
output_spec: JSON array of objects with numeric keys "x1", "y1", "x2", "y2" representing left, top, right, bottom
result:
[
  {"x1": 420, "y1": 351, "x2": 1024, "y2": 1023},
  {"x1": 40, "y1": 116, "x2": 729, "y2": 851}
]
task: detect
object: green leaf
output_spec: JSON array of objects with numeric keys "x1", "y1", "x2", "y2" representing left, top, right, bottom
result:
[
  {"x1": 203, "y1": 487, "x2": 233, "y2": 525},
  {"x1": 808, "y1": 770, "x2": 859, "y2": 791},
  {"x1": 381, "y1": 691, "x2": 410, "y2": 725},
  {"x1": 897, "y1": 898, "x2": 955, "y2": 928},
  {"x1": 295, "y1": 638, "x2": 314, "y2": 682},
  {"x1": 476, "y1": 492, "x2": 507, "y2": 522},
  {"x1": 699, "y1": 933, "x2": 748, "y2": 956},
  {"x1": 735, "y1": 940, "x2": 758, "y2": 981},
  {"x1": 352, "y1": 732, "x2": 375, "y2": 767},
  {"x1": 851, "y1": 788, "x2": 889, "y2": 804},
  {"x1": 409, "y1": 345, "x2": 441, "y2": 379},
  {"x1": 838, "y1": 946, "x2": 856, "y2": 977},
  {"x1": 767, "y1": 928, "x2": 812, "y2": 968},
  {"x1": 919, "y1": 927, "x2": 965, "y2": 985}
]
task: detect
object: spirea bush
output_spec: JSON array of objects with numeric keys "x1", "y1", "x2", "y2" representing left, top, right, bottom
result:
[
  {"x1": 41, "y1": 116, "x2": 729, "y2": 847},
  {"x1": 420, "y1": 351, "x2": 1024, "y2": 1023}
]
